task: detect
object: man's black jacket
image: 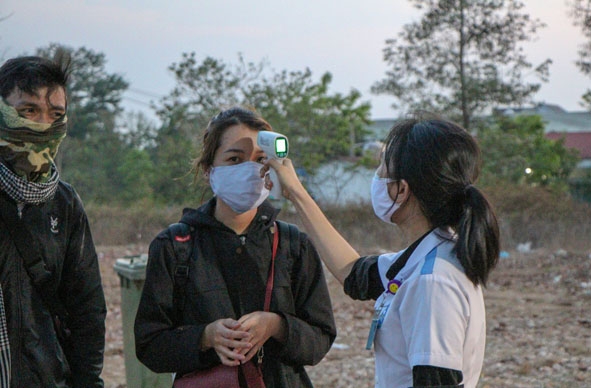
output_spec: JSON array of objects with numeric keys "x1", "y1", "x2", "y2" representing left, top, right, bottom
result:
[{"x1": 0, "y1": 182, "x2": 106, "y2": 387}]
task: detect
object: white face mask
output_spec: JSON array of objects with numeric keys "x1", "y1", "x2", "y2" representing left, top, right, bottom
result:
[
  {"x1": 209, "y1": 161, "x2": 270, "y2": 214},
  {"x1": 370, "y1": 173, "x2": 400, "y2": 224}
]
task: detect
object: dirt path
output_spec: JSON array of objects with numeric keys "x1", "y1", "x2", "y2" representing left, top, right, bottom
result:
[{"x1": 98, "y1": 246, "x2": 591, "y2": 388}]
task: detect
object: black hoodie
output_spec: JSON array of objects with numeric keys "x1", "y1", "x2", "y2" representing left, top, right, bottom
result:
[{"x1": 135, "y1": 198, "x2": 336, "y2": 387}]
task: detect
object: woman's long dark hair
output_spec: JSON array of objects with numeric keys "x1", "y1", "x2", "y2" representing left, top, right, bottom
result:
[{"x1": 383, "y1": 114, "x2": 500, "y2": 286}]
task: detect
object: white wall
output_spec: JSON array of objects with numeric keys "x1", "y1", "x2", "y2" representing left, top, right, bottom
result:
[{"x1": 306, "y1": 161, "x2": 374, "y2": 205}]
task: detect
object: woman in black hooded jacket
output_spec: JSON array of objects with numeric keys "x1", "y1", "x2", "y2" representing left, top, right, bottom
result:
[{"x1": 134, "y1": 106, "x2": 336, "y2": 387}]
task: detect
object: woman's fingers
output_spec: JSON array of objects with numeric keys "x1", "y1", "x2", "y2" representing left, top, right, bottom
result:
[
  {"x1": 265, "y1": 158, "x2": 301, "y2": 200},
  {"x1": 219, "y1": 318, "x2": 251, "y2": 340},
  {"x1": 240, "y1": 345, "x2": 260, "y2": 363},
  {"x1": 208, "y1": 318, "x2": 254, "y2": 365},
  {"x1": 218, "y1": 351, "x2": 243, "y2": 366}
]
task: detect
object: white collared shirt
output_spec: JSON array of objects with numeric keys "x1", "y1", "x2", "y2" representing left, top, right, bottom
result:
[{"x1": 372, "y1": 229, "x2": 486, "y2": 388}]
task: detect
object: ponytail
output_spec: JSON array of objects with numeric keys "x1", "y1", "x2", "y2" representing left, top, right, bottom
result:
[
  {"x1": 454, "y1": 185, "x2": 500, "y2": 287},
  {"x1": 383, "y1": 115, "x2": 500, "y2": 286}
]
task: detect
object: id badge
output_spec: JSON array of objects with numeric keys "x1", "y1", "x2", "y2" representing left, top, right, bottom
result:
[{"x1": 366, "y1": 301, "x2": 389, "y2": 350}]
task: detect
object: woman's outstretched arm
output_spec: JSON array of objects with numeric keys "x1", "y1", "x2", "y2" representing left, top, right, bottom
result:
[{"x1": 266, "y1": 158, "x2": 359, "y2": 284}]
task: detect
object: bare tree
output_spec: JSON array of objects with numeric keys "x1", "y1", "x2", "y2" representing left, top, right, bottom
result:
[{"x1": 372, "y1": 0, "x2": 551, "y2": 130}]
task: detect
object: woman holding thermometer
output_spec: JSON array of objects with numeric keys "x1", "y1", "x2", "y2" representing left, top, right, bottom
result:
[
  {"x1": 135, "y1": 106, "x2": 336, "y2": 388},
  {"x1": 265, "y1": 114, "x2": 500, "y2": 388}
]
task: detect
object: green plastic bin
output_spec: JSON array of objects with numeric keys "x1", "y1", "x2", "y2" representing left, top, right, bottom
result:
[{"x1": 114, "y1": 255, "x2": 173, "y2": 388}]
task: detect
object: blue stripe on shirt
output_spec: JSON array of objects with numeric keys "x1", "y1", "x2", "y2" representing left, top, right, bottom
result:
[{"x1": 420, "y1": 247, "x2": 437, "y2": 275}]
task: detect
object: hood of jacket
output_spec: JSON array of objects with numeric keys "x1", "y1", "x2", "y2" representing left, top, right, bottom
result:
[{"x1": 179, "y1": 197, "x2": 280, "y2": 233}]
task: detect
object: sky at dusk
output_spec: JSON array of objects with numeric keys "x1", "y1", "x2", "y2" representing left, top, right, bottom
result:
[{"x1": 1, "y1": 0, "x2": 589, "y2": 122}]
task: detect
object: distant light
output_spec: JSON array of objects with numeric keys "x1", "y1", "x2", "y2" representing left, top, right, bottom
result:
[{"x1": 525, "y1": 167, "x2": 532, "y2": 175}]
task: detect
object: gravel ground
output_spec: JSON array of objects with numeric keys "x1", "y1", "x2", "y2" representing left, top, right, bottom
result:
[{"x1": 98, "y1": 245, "x2": 591, "y2": 388}]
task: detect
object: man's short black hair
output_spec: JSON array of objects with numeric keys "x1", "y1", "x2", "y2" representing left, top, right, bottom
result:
[{"x1": 0, "y1": 49, "x2": 71, "y2": 99}]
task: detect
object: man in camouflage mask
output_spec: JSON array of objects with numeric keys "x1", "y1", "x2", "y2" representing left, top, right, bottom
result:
[
  {"x1": 0, "y1": 54, "x2": 68, "y2": 204},
  {"x1": 0, "y1": 54, "x2": 106, "y2": 387},
  {"x1": 0, "y1": 93, "x2": 67, "y2": 182}
]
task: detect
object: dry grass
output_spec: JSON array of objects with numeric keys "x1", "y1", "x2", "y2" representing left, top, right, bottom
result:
[
  {"x1": 485, "y1": 184, "x2": 591, "y2": 252},
  {"x1": 86, "y1": 184, "x2": 591, "y2": 254},
  {"x1": 93, "y1": 185, "x2": 591, "y2": 387}
]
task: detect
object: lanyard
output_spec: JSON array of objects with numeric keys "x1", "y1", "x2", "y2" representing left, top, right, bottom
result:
[
  {"x1": 385, "y1": 228, "x2": 433, "y2": 281},
  {"x1": 366, "y1": 228, "x2": 433, "y2": 350}
]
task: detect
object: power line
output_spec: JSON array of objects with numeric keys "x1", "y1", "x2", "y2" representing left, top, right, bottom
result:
[
  {"x1": 122, "y1": 96, "x2": 153, "y2": 107},
  {"x1": 127, "y1": 88, "x2": 164, "y2": 99}
]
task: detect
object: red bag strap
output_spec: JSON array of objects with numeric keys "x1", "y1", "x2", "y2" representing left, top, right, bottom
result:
[
  {"x1": 242, "y1": 360, "x2": 265, "y2": 388},
  {"x1": 264, "y1": 222, "x2": 279, "y2": 312}
]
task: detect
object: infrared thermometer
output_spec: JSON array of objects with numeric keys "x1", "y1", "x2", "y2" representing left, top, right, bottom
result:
[{"x1": 257, "y1": 131, "x2": 289, "y2": 199}]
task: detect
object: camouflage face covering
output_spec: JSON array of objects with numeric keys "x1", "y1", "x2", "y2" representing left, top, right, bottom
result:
[{"x1": 0, "y1": 99, "x2": 67, "y2": 182}]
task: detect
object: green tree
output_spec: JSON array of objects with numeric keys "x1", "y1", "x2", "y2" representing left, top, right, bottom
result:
[
  {"x1": 156, "y1": 53, "x2": 265, "y2": 128},
  {"x1": 149, "y1": 54, "x2": 261, "y2": 204},
  {"x1": 372, "y1": 0, "x2": 551, "y2": 130},
  {"x1": 152, "y1": 54, "x2": 372, "y2": 204},
  {"x1": 570, "y1": 0, "x2": 591, "y2": 109},
  {"x1": 477, "y1": 114, "x2": 580, "y2": 190},
  {"x1": 119, "y1": 111, "x2": 158, "y2": 150},
  {"x1": 37, "y1": 44, "x2": 128, "y2": 139},
  {"x1": 36, "y1": 44, "x2": 130, "y2": 202},
  {"x1": 246, "y1": 70, "x2": 372, "y2": 172},
  {"x1": 117, "y1": 148, "x2": 156, "y2": 203},
  {"x1": 150, "y1": 106, "x2": 203, "y2": 204}
]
